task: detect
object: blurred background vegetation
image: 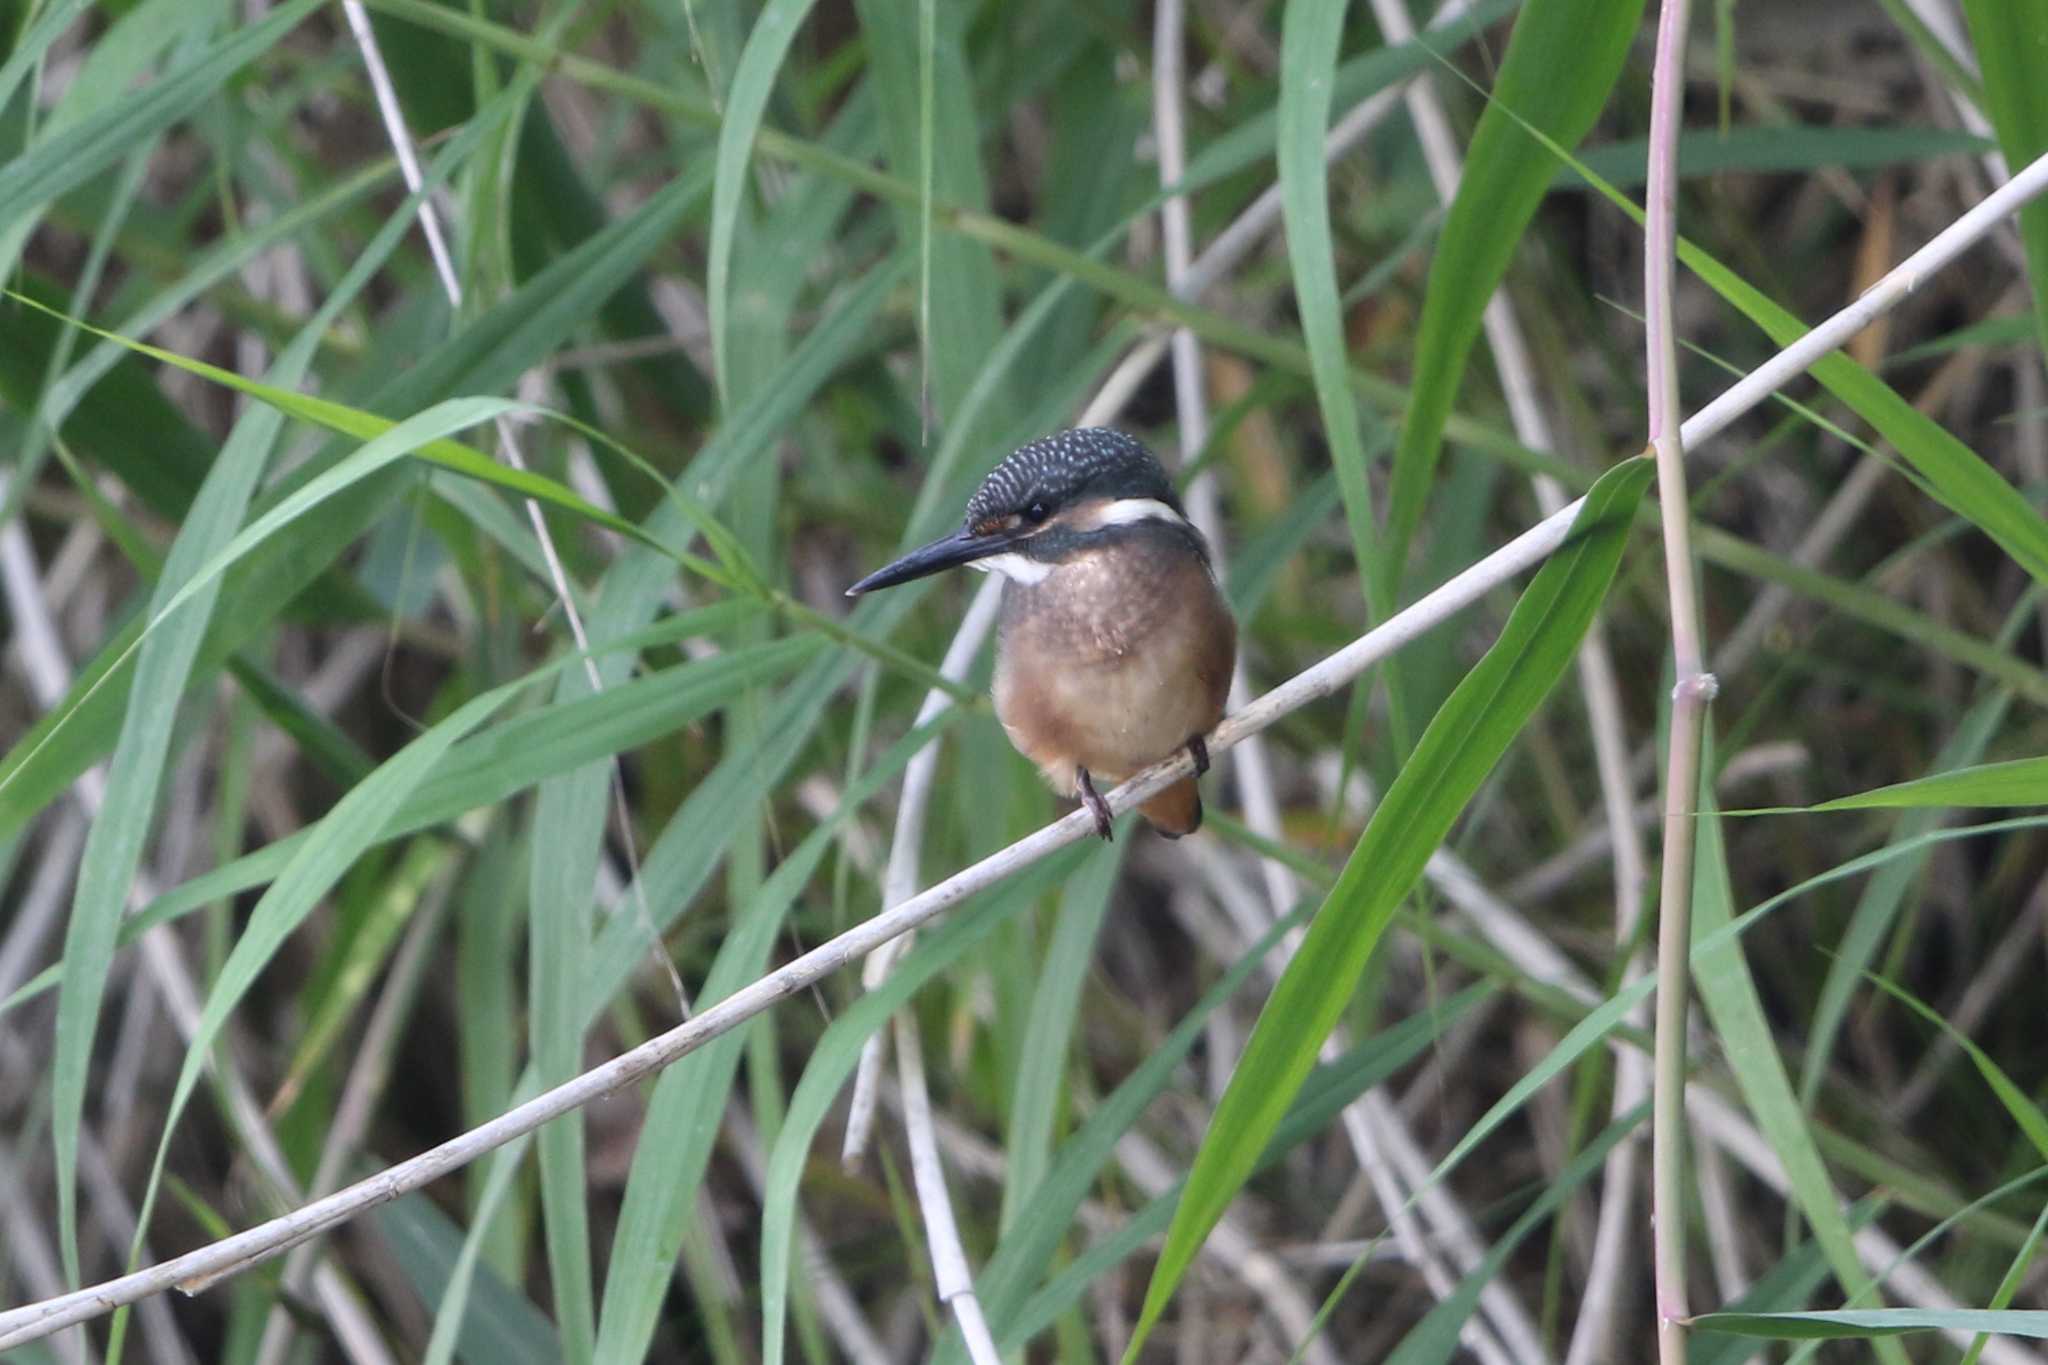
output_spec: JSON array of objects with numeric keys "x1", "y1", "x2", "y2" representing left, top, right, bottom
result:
[{"x1": 2, "y1": 0, "x2": 2046, "y2": 1361}]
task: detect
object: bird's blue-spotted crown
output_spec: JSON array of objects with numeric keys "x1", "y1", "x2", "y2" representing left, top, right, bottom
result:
[{"x1": 963, "y1": 428, "x2": 1181, "y2": 530}]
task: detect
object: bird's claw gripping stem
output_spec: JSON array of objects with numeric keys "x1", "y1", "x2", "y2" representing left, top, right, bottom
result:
[{"x1": 1076, "y1": 768, "x2": 1115, "y2": 842}]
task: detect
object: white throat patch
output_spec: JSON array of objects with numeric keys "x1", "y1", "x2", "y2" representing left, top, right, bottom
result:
[{"x1": 970, "y1": 552, "x2": 1053, "y2": 584}]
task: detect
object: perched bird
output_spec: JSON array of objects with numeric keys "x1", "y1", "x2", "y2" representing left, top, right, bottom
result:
[{"x1": 847, "y1": 428, "x2": 1236, "y2": 840}]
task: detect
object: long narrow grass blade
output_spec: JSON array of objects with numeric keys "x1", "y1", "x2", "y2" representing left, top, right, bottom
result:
[
  {"x1": 1278, "y1": 0, "x2": 1381, "y2": 612},
  {"x1": 854, "y1": 0, "x2": 1009, "y2": 429},
  {"x1": 1962, "y1": 1, "x2": 2048, "y2": 345},
  {"x1": 1690, "y1": 767, "x2": 1903, "y2": 1348},
  {"x1": 1, "y1": 396, "x2": 511, "y2": 816},
  {"x1": 1693, "y1": 527, "x2": 2048, "y2": 705},
  {"x1": 0, "y1": 0, "x2": 94, "y2": 115},
  {"x1": 942, "y1": 900, "x2": 1324, "y2": 1359},
  {"x1": 592, "y1": 711, "x2": 958, "y2": 1364},
  {"x1": 42, "y1": 144, "x2": 506, "y2": 1277},
  {"x1": 1687, "y1": 255, "x2": 2048, "y2": 588},
  {"x1": 1179, "y1": 0, "x2": 1522, "y2": 197},
  {"x1": 4, "y1": 294, "x2": 655, "y2": 551},
  {"x1": 1567, "y1": 124, "x2": 1996, "y2": 189},
  {"x1": 989, "y1": 985, "x2": 1492, "y2": 1354},
  {"x1": 0, "y1": 0, "x2": 321, "y2": 236},
  {"x1": 1385, "y1": 1103, "x2": 1647, "y2": 1364},
  {"x1": 707, "y1": 0, "x2": 822, "y2": 405},
  {"x1": 1857, "y1": 972, "x2": 2048, "y2": 1162},
  {"x1": 138, "y1": 672, "x2": 547, "y2": 1291},
  {"x1": 1690, "y1": 1205, "x2": 1887, "y2": 1365},
  {"x1": 374, "y1": 1193, "x2": 559, "y2": 1365},
  {"x1": 46, "y1": 303, "x2": 290, "y2": 1289},
  {"x1": 529, "y1": 735, "x2": 604, "y2": 1365},
  {"x1": 1123, "y1": 456, "x2": 1654, "y2": 1359},
  {"x1": 1962, "y1": 1204, "x2": 2048, "y2": 1365},
  {"x1": 1798, "y1": 690, "x2": 2011, "y2": 1108},
  {"x1": 0, "y1": 170, "x2": 714, "y2": 840},
  {"x1": 996, "y1": 842, "x2": 1124, "y2": 1233},
  {"x1": 1689, "y1": 1309, "x2": 2048, "y2": 1341},
  {"x1": 915, "y1": 0, "x2": 934, "y2": 428},
  {"x1": 1516, "y1": 129, "x2": 2048, "y2": 591},
  {"x1": 1381, "y1": 0, "x2": 1643, "y2": 597},
  {"x1": 1807, "y1": 755, "x2": 2048, "y2": 810},
  {"x1": 758, "y1": 849, "x2": 1096, "y2": 1365}
]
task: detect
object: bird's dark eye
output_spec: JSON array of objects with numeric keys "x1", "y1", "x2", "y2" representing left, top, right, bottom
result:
[{"x1": 1025, "y1": 501, "x2": 1050, "y2": 524}]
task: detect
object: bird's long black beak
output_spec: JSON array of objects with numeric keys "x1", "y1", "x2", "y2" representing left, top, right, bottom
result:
[{"x1": 845, "y1": 526, "x2": 1015, "y2": 596}]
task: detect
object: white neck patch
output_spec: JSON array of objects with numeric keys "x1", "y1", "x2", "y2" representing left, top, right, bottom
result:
[
  {"x1": 970, "y1": 498, "x2": 1193, "y2": 586},
  {"x1": 1081, "y1": 497, "x2": 1189, "y2": 530},
  {"x1": 969, "y1": 551, "x2": 1053, "y2": 585}
]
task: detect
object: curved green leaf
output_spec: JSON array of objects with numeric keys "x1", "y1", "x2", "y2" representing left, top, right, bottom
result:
[
  {"x1": 1279, "y1": 0, "x2": 1381, "y2": 611},
  {"x1": 1963, "y1": 1, "x2": 2048, "y2": 348},
  {"x1": 1500, "y1": 118, "x2": 2048, "y2": 592},
  {"x1": 1693, "y1": 1204, "x2": 1888, "y2": 1365},
  {"x1": 0, "y1": 0, "x2": 321, "y2": 231},
  {"x1": 1964, "y1": 1203, "x2": 2048, "y2": 1365},
  {"x1": 990, "y1": 984, "x2": 1492, "y2": 1354},
  {"x1": 1123, "y1": 455, "x2": 1654, "y2": 1359},
  {"x1": 1799, "y1": 690, "x2": 2012, "y2": 1109},
  {"x1": 1690, "y1": 1309, "x2": 2048, "y2": 1341},
  {"x1": 42, "y1": 127, "x2": 480, "y2": 1282},
  {"x1": 1, "y1": 399, "x2": 518, "y2": 822},
  {"x1": 758, "y1": 847, "x2": 1099, "y2": 1365},
  {"x1": 707, "y1": 0, "x2": 823, "y2": 405},
  {"x1": 592, "y1": 709, "x2": 960, "y2": 1365},
  {"x1": 3, "y1": 292, "x2": 658, "y2": 554},
  {"x1": 1859, "y1": 971, "x2": 2048, "y2": 1162},
  {"x1": 0, "y1": 633, "x2": 816, "y2": 1012},
  {"x1": 1386, "y1": 1103, "x2": 1645, "y2": 1365},
  {"x1": 1690, "y1": 765, "x2": 1906, "y2": 1357},
  {"x1": 1383, "y1": 0, "x2": 1644, "y2": 595},
  {"x1": 0, "y1": 167, "x2": 712, "y2": 843},
  {"x1": 1811, "y1": 755, "x2": 2048, "y2": 811},
  {"x1": 1695, "y1": 260, "x2": 2048, "y2": 589},
  {"x1": 138, "y1": 667, "x2": 547, "y2": 1304},
  {"x1": 1179, "y1": 0, "x2": 1522, "y2": 198}
]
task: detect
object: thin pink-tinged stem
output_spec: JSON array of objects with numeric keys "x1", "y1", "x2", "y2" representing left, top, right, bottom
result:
[{"x1": 1642, "y1": 4, "x2": 1706, "y2": 1364}]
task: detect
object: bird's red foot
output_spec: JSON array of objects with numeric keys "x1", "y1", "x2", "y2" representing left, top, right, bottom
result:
[
  {"x1": 1076, "y1": 767, "x2": 1115, "y2": 842},
  {"x1": 1186, "y1": 734, "x2": 1210, "y2": 777}
]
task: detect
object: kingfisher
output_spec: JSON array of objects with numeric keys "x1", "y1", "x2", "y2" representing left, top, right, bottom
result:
[{"x1": 847, "y1": 428, "x2": 1236, "y2": 840}]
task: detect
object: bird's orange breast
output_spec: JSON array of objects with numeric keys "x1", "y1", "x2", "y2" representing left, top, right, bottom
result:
[{"x1": 991, "y1": 528, "x2": 1235, "y2": 797}]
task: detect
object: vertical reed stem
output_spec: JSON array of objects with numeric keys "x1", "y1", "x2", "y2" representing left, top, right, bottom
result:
[{"x1": 1642, "y1": 3, "x2": 1711, "y2": 1361}]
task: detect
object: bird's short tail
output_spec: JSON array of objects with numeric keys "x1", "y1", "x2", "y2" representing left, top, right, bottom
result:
[{"x1": 1140, "y1": 776, "x2": 1203, "y2": 838}]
